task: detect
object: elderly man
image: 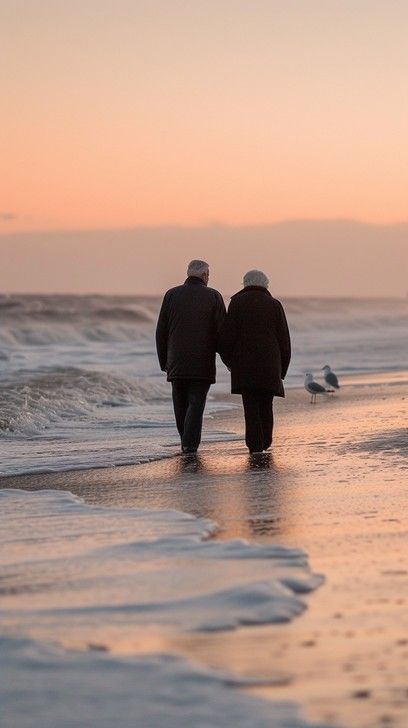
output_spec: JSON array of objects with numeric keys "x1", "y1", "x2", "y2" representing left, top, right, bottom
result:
[
  {"x1": 156, "y1": 260, "x2": 226, "y2": 453},
  {"x1": 219, "y1": 270, "x2": 291, "y2": 454}
]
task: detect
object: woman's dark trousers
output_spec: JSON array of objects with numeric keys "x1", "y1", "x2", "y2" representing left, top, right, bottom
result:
[
  {"x1": 171, "y1": 380, "x2": 210, "y2": 452},
  {"x1": 241, "y1": 391, "x2": 274, "y2": 453}
]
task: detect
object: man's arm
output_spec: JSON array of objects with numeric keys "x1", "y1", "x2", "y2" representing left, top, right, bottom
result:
[
  {"x1": 214, "y1": 291, "x2": 227, "y2": 343},
  {"x1": 276, "y1": 301, "x2": 291, "y2": 379},
  {"x1": 155, "y1": 293, "x2": 169, "y2": 372},
  {"x1": 218, "y1": 298, "x2": 238, "y2": 368}
]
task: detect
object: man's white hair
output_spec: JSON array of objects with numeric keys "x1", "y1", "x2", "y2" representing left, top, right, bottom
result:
[
  {"x1": 187, "y1": 259, "x2": 209, "y2": 277},
  {"x1": 243, "y1": 269, "x2": 269, "y2": 288}
]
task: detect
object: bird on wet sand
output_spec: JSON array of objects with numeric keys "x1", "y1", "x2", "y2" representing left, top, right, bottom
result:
[
  {"x1": 304, "y1": 372, "x2": 328, "y2": 404},
  {"x1": 322, "y1": 364, "x2": 340, "y2": 391}
]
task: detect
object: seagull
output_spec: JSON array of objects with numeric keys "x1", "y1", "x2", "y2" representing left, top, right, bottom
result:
[
  {"x1": 322, "y1": 364, "x2": 340, "y2": 391},
  {"x1": 304, "y1": 372, "x2": 328, "y2": 404}
]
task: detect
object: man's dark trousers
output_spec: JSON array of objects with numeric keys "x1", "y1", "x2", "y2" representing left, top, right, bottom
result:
[
  {"x1": 241, "y1": 391, "x2": 274, "y2": 453},
  {"x1": 171, "y1": 380, "x2": 211, "y2": 452}
]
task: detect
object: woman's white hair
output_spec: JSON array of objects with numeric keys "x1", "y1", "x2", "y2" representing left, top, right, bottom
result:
[
  {"x1": 243, "y1": 269, "x2": 269, "y2": 288},
  {"x1": 187, "y1": 259, "x2": 209, "y2": 277}
]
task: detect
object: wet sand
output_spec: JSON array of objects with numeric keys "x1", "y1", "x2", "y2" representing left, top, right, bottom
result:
[{"x1": 2, "y1": 371, "x2": 407, "y2": 728}]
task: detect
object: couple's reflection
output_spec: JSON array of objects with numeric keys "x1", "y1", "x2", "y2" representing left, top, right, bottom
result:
[
  {"x1": 177, "y1": 449, "x2": 273, "y2": 475},
  {"x1": 243, "y1": 451, "x2": 282, "y2": 538},
  {"x1": 172, "y1": 448, "x2": 284, "y2": 540}
]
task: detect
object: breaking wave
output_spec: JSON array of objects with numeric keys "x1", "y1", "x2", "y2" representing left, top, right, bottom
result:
[{"x1": 0, "y1": 367, "x2": 170, "y2": 436}]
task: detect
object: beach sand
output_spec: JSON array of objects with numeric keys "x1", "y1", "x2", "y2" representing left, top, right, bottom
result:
[{"x1": 2, "y1": 372, "x2": 407, "y2": 728}]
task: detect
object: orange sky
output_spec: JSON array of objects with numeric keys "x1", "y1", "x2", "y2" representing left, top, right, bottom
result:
[{"x1": 2, "y1": 1, "x2": 408, "y2": 233}]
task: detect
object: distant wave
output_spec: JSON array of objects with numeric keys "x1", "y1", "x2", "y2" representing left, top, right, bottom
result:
[
  {"x1": 0, "y1": 323, "x2": 154, "y2": 346},
  {"x1": 0, "y1": 293, "x2": 157, "y2": 323},
  {"x1": 94, "y1": 306, "x2": 154, "y2": 322},
  {"x1": 282, "y1": 296, "x2": 408, "y2": 332},
  {"x1": 0, "y1": 295, "x2": 158, "y2": 346},
  {"x1": 1, "y1": 295, "x2": 407, "y2": 343}
]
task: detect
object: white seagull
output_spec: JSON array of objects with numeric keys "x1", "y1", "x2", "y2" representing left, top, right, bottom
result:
[
  {"x1": 322, "y1": 364, "x2": 340, "y2": 391},
  {"x1": 304, "y1": 372, "x2": 328, "y2": 404}
]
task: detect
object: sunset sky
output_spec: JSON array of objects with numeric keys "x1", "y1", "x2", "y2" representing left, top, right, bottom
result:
[{"x1": 1, "y1": 1, "x2": 407, "y2": 293}]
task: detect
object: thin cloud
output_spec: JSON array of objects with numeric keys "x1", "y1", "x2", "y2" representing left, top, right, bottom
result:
[{"x1": 0, "y1": 213, "x2": 18, "y2": 221}]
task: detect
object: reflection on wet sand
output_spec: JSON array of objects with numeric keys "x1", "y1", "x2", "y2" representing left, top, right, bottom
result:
[
  {"x1": 0, "y1": 445, "x2": 294, "y2": 542},
  {"x1": 170, "y1": 450, "x2": 283, "y2": 539}
]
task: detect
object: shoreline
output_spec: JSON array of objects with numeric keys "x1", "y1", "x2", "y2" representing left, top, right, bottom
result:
[
  {"x1": 1, "y1": 371, "x2": 407, "y2": 727},
  {"x1": 1, "y1": 369, "x2": 406, "y2": 481}
]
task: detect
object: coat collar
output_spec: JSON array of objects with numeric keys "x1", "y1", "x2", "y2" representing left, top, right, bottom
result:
[
  {"x1": 232, "y1": 285, "x2": 271, "y2": 298},
  {"x1": 184, "y1": 276, "x2": 206, "y2": 286}
]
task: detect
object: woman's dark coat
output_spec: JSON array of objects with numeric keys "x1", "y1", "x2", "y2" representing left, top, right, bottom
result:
[{"x1": 219, "y1": 286, "x2": 291, "y2": 397}]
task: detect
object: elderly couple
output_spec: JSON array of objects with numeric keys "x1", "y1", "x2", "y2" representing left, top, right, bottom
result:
[{"x1": 156, "y1": 259, "x2": 291, "y2": 455}]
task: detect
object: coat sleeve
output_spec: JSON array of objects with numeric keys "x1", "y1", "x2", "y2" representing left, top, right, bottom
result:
[
  {"x1": 218, "y1": 298, "x2": 239, "y2": 367},
  {"x1": 214, "y1": 292, "x2": 227, "y2": 345},
  {"x1": 276, "y1": 302, "x2": 291, "y2": 379},
  {"x1": 155, "y1": 293, "x2": 169, "y2": 372}
]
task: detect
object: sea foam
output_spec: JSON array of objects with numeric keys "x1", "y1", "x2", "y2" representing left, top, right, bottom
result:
[
  {"x1": 1, "y1": 635, "x2": 331, "y2": 728},
  {"x1": 0, "y1": 488, "x2": 326, "y2": 728},
  {"x1": 0, "y1": 489, "x2": 322, "y2": 637}
]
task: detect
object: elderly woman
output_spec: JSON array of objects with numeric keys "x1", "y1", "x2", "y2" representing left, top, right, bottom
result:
[{"x1": 219, "y1": 270, "x2": 291, "y2": 454}]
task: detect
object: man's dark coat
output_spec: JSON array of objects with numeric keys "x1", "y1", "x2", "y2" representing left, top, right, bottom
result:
[
  {"x1": 155, "y1": 277, "x2": 226, "y2": 383},
  {"x1": 219, "y1": 286, "x2": 291, "y2": 396}
]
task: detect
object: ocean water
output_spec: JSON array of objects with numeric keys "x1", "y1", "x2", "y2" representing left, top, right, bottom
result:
[
  {"x1": 2, "y1": 635, "x2": 333, "y2": 728},
  {"x1": 0, "y1": 293, "x2": 406, "y2": 477},
  {"x1": 0, "y1": 488, "x2": 326, "y2": 728},
  {"x1": 2, "y1": 294, "x2": 404, "y2": 726}
]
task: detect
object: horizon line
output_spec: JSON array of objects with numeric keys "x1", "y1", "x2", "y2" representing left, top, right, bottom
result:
[
  {"x1": 2, "y1": 216, "x2": 408, "y2": 237},
  {"x1": 2, "y1": 291, "x2": 406, "y2": 300}
]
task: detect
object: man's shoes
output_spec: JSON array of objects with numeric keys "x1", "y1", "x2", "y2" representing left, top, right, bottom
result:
[{"x1": 182, "y1": 446, "x2": 197, "y2": 454}]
